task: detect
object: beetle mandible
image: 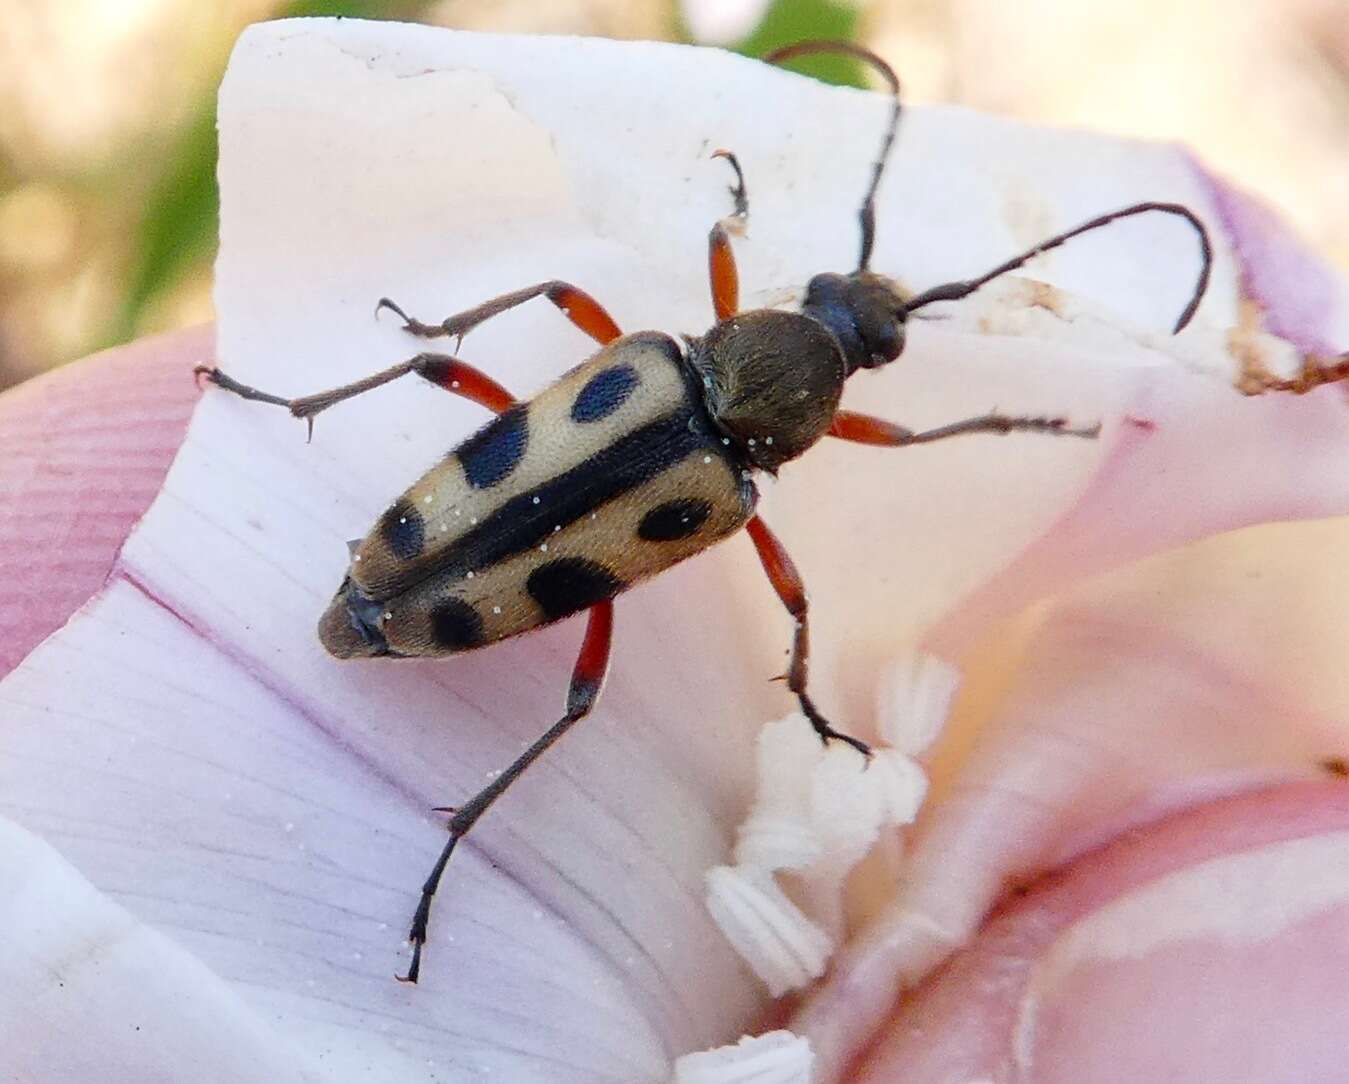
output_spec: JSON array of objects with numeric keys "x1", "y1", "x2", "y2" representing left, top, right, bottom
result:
[{"x1": 197, "y1": 40, "x2": 1213, "y2": 983}]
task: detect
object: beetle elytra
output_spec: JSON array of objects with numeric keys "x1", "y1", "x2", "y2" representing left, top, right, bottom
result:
[{"x1": 197, "y1": 40, "x2": 1213, "y2": 983}]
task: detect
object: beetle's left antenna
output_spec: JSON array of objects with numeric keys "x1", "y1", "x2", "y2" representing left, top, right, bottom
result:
[{"x1": 764, "y1": 40, "x2": 902, "y2": 273}]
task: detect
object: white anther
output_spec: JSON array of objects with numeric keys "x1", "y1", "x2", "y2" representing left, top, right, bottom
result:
[
  {"x1": 704, "y1": 866, "x2": 831, "y2": 997},
  {"x1": 671, "y1": 1031, "x2": 813, "y2": 1084},
  {"x1": 876, "y1": 652, "x2": 962, "y2": 755}
]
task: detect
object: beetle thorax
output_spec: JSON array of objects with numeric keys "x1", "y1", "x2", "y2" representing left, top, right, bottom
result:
[{"x1": 688, "y1": 309, "x2": 846, "y2": 473}]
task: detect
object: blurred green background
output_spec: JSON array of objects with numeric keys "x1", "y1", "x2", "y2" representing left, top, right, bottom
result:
[{"x1": 1, "y1": 0, "x2": 1345, "y2": 389}]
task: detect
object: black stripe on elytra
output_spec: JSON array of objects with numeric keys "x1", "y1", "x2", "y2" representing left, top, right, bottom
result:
[{"x1": 445, "y1": 407, "x2": 711, "y2": 575}]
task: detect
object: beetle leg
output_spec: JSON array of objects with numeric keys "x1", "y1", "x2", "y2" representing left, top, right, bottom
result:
[
  {"x1": 398, "y1": 600, "x2": 615, "y2": 984},
  {"x1": 707, "y1": 149, "x2": 747, "y2": 322},
  {"x1": 827, "y1": 408, "x2": 1100, "y2": 446},
  {"x1": 744, "y1": 515, "x2": 871, "y2": 759},
  {"x1": 377, "y1": 280, "x2": 622, "y2": 348},
  {"x1": 196, "y1": 352, "x2": 516, "y2": 433}
]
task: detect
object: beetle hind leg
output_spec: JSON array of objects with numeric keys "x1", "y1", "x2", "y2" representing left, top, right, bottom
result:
[{"x1": 397, "y1": 601, "x2": 615, "y2": 984}]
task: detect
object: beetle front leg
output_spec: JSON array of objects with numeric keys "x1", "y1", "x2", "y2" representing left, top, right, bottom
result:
[
  {"x1": 707, "y1": 149, "x2": 748, "y2": 322},
  {"x1": 378, "y1": 279, "x2": 622, "y2": 348},
  {"x1": 398, "y1": 600, "x2": 615, "y2": 984},
  {"x1": 828, "y1": 408, "x2": 1100, "y2": 446},
  {"x1": 744, "y1": 516, "x2": 871, "y2": 759}
]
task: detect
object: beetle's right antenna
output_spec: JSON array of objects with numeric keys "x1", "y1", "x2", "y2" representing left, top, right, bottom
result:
[{"x1": 764, "y1": 40, "x2": 901, "y2": 274}]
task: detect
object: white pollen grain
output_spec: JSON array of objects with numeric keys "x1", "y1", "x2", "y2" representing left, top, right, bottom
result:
[
  {"x1": 748, "y1": 438, "x2": 756, "y2": 446},
  {"x1": 466, "y1": 571, "x2": 475, "y2": 579},
  {"x1": 424, "y1": 495, "x2": 433, "y2": 504},
  {"x1": 532, "y1": 496, "x2": 540, "y2": 505},
  {"x1": 383, "y1": 611, "x2": 393, "y2": 620},
  {"x1": 553, "y1": 525, "x2": 561, "y2": 533},
  {"x1": 352, "y1": 554, "x2": 361, "y2": 562},
  {"x1": 704, "y1": 455, "x2": 712, "y2": 464},
  {"x1": 765, "y1": 436, "x2": 773, "y2": 445},
  {"x1": 451, "y1": 380, "x2": 460, "y2": 389},
  {"x1": 399, "y1": 517, "x2": 407, "y2": 524},
  {"x1": 541, "y1": 543, "x2": 549, "y2": 552},
  {"x1": 470, "y1": 517, "x2": 478, "y2": 525},
  {"x1": 492, "y1": 606, "x2": 501, "y2": 614}
]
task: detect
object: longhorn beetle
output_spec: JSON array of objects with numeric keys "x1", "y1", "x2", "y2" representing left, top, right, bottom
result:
[{"x1": 197, "y1": 40, "x2": 1213, "y2": 982}]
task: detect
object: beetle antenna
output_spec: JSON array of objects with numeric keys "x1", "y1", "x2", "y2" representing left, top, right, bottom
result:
[
  {"x1": 764, "y1": 40, "x2": 901, "y2": 273},
  {"x1": 903, "y1": 201, "x2": 1214, "y2": 333}
]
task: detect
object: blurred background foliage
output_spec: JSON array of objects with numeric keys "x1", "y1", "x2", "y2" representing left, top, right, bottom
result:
[{"x1": 1, "y1": 0, "x2": 1346, "y2": 390}]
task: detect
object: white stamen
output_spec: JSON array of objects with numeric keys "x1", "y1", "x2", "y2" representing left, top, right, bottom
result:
[{"x1": 671, "y1": 1031, "x2": 813, "y2": 1084}]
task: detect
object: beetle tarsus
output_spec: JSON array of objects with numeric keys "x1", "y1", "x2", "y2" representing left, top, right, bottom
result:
[{"x1": 799, "y1": 692, "x2": 872, "y2": 759}]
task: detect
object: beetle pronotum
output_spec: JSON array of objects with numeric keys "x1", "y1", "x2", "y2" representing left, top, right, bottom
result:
[{"x1": 197, "y1": 40, "x2": 1212, "y2": 982}]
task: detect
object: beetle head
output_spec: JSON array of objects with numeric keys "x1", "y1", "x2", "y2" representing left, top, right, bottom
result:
[{"x1": 801, "y1": 270, "x2": 909, "y2": 374}]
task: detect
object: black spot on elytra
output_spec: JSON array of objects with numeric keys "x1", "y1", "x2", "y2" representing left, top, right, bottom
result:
[
  {"x1": 637, "y1": 498, "x2": 713, "y2": 542},
  {"x1": 379, "y1": 500, "x2": 424, "y2": 560},
  {"x1": 571, "y1": 365, "x2": 638, "y2": 423},
  {"x1": 527, "y1": 558, "x2": 624, "y2": 621},
  {"x1": 429, "y1": 597, "x2": 485, "y2": 650},
  {"x1": 459, "y1": 404, "x2": 528, "y2": 488}
]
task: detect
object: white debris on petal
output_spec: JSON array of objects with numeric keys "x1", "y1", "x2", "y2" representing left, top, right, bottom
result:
[
  {"x1": 672, "y1": 1030, "x2": 814, "y2": 1084},
  {"x1": 876, "y1": 652, "x2": 961, "y2": 755},
  {"x1": 704, "y1": 866, "x2": 832, "y2": 997}
]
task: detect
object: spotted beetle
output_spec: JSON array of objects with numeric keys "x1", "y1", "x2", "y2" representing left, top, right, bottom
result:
[{"x1": 196, "y1": 40, "x2": 1213, "y2": 982}]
